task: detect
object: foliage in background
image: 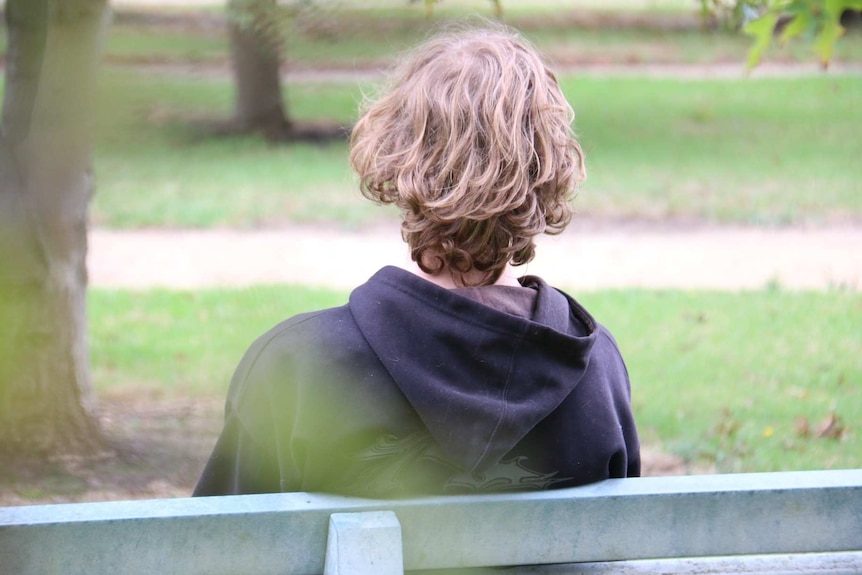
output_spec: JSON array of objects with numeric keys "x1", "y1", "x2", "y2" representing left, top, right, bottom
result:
[
  {"x1": 699, "y1": 0, "x2": 766, "y2": 30},
  {"x1": 698, "y1": 0, "x2": 862, "y2": 67}
]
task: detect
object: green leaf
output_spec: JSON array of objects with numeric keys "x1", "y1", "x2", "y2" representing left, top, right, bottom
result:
[
  {"x1": 743, "y1": 12, "x2": 780, "y2": 69},
  {"x1": 824, "y1": 0, "x2": 849, "y2": 16},
  {"x1": 813, "y1": 18, "x2": 846, "y2": 67},
  {"x1": 779, "y1": 12, "x2": 811, "y2": 44}
]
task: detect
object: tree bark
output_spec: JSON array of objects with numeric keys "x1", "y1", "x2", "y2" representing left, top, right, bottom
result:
[
  {"x1": 228, "y1": 0, "x2": 291, "y2": 138},
  {"x1": 0, "y1": 0, "x2": 108, "y2": 457}
]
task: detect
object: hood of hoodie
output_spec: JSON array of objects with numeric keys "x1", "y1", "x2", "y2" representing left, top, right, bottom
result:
[{"x1": 349, "y1": 266, "x2": 598, "y2": 473}]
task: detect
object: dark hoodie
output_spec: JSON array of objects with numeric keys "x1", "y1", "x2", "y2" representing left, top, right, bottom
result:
[{"x1": 193, "y1": 266, "x2": 639, "y2": 497}]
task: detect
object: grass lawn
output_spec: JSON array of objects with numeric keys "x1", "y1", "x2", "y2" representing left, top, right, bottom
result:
[
  {"x1": 1, "y1": 6, "x2": 859, "y2": 227},
  {"x1": 91, "y1": 70, "x2": 862, "y2": 228},
  {"x1": 579, "y1": 288, "x2": 861, "y2": 473},
  {"x1": 89, "y1": 286, "x2": 861, "y2": 474},
  {"x1": 55, "y1": 2, "x2": 854, "y2": 229}
]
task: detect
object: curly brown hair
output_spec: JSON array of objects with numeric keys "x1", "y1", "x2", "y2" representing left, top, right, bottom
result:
[{"x1": 349, "y1": 25, "x2": 586, "y2": 286}]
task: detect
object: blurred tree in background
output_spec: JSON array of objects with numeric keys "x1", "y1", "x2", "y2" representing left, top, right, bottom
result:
[
  {"x1": 0, "y1": 0, "x2": 108, "y2": 458},
  {"x1": 227, "y1": 0, "x2": 292, "y2": 138}
]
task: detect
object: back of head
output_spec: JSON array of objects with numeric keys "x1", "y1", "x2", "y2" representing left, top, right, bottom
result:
[{"x1": 350, "y1": 25, "x2": 586, "y2": 286}]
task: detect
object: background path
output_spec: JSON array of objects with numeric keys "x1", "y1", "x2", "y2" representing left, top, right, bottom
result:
[{"x1": 89, "y1": 224, "x2": 862, "y2": 291}]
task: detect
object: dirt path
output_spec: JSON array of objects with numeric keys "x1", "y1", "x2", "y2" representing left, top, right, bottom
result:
[{"x1": 90, "y1": 223, "x2": 862, "y2": 291}]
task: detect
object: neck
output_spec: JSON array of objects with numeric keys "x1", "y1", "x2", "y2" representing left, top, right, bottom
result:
[{"x1": 402, "y1": 260, "x2": 521, "y2": 289}]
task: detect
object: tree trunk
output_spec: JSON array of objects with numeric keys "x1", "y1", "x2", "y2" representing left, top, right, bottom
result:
[
  {"x1": 0, "y1": 0, "x2": 107, "y2": 457},
  {"x1": 228, "y1": 0, "x2": 291, "y2": 138}
]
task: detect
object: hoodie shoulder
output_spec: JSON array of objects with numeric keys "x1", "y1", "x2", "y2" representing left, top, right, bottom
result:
[{"x1": 224, "y1": 305, "x2": 355, "y2": 403}]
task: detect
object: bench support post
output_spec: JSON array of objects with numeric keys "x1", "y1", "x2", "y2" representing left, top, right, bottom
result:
[{"x1": 324, "y1": 511, "x2": 403, "y2": 575}]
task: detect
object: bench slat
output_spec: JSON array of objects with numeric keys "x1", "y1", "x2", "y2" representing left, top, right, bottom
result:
[
  {"x1": 1, "y1": 470, "x2": 860, "y2": 575},
  {"x1": 417, "y1": 551, "x2": 862, "y2": 574}
]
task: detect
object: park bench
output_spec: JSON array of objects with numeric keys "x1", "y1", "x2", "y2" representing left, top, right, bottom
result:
[{"x1": 1, "y1": 469, "x2": 860, "y2": 575}]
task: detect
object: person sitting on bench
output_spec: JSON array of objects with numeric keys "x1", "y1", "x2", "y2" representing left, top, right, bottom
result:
[{"x1": 194, "y1": 24, "x2": 640, "y2": 498}]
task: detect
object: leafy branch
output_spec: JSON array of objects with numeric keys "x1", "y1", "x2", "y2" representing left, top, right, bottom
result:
[{"x1": 742, "y1": 0, "x2": 862, "y2": 68}]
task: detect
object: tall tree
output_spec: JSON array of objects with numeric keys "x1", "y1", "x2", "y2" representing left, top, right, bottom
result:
[
  {"x1": 0, "y1": 0, "x2": 108, "y2": 457},
  {"x1": 227, "y1": 0, "x2": 291, "y2": 139}
]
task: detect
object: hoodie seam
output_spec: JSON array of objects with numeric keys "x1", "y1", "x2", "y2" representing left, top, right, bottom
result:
[
  {"x1": 598, "y1": 326, "x2": 632, "y2": 396},
  {"x1": 232, "y1": 310, "x2": 331, "y2": 404}
]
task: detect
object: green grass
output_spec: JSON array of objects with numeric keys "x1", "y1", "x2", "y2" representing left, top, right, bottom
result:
[
  {"x1": 568, "y1": 75, "x2": 862, "y2": 224},
  {"x1": 89, "y1": 286, "x2": 862, "y2": 473},
  {"x1": 90, "y1": 70, "x2": 862, "y2": 228},
  {"x1": 1, "y1": 6, "x2": 859, "y2": 227},
  {"x1": 579, "y1": 288, "x2": 861, "y2": 473},
  {"x1": 89, "y1": 286, "x2": 348, "y2": 396},
  {"x1": 106, "y1": 23, "x2": 228, "y2": 64},
  {"x1": 91, "y1": 70, "x2": 386, "y2": 228}
]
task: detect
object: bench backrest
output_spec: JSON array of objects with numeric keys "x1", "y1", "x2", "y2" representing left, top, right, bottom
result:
[{"x1": 1, "y1": 469, "x2": 860, "y2": 575}]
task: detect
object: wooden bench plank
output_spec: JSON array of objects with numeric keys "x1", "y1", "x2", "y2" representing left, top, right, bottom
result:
[{"x1": 1, "y1": 470, "x2": 860, "y2": 575}]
